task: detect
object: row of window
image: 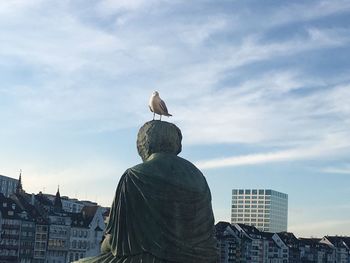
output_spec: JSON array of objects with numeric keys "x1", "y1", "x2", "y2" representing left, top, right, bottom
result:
[
  {"x1": 69, "y1": 252, "x2": 85, "y2": 262},
  {"x1": 232, "y1": 204, "x2": 269, "y2": 209},
  {"x1": 48, "y1": 239, "x2": 66, "y2": 248},
  {"x1": 232, "y1": 209, "x2": 270, "y2": 213},
  {"x1": 72, "y1": 229, "x2": 89, "y2": 238},
  {"x1": 232, "y1": 218, "x2": 270, "y2": 223},
  {"x1": 233, "y1": 195, "x2": 270, "y2": 200},
  {"x1": 71, "y1": 240, "x2": 88, "y2": 249},
  {"x1": 233, "y1": 200, "x2": 271, "y2": 204},
  {"x1": 232, "y1": 189, "x2": 287, "y2": 199},
  {"x1": 233, "y1": 189, "x2": 270, "y2": 195},
  {"x1": 232, "y1": 214, "x2": 268, "y2": 218}
]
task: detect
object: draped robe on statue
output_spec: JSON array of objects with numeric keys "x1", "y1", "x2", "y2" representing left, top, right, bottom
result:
[{"x1": 76, "y1": 121, "x2": 218, "y2": 263}]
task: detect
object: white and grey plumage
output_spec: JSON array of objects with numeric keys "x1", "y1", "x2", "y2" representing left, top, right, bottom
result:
[{"x1": 149, "y1": 91, "x2": 172, "y2": 120}]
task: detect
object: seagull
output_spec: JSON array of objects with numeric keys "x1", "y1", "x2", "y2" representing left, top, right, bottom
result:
[{"x1": 149, "y1": 91, "x2": 172, "y2": 120}]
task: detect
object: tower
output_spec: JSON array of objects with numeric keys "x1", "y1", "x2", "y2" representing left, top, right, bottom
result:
[
  {"x1": 53, "y1": 186, "x2": 63, "y2": 212},
  {"x1": 231, "y1": 189, "x2": 288, "y2": 232}
]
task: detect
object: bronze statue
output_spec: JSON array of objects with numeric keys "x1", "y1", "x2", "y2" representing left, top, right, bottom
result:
[{"x1": 76, "y1": 120, "x2": 217, "y2": 263}]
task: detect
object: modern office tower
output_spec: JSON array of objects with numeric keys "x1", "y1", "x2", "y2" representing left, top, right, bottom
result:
[{"x1": 231, "y1": 189, "x2": 288, "y2": 233}]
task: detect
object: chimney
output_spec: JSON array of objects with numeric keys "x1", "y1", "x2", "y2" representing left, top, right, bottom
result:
[{"x1": 31, "y1": 193, "x2": 35, "y2": 205}]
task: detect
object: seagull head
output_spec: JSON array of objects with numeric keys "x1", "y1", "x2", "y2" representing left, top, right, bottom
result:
[{"x1": 152, "y1": 91, "x2": 159, "y2": 97}]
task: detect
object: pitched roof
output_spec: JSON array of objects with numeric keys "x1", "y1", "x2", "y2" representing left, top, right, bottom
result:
[
  {"x1": 237, "y1": 223, "x2": 261, "y2": 236},
  {"x1": 0, "y1": 193, "x2": 23, "y2": 220},
  {"x1": 326, "y1": 236, "x2": 350, "y2": 249},
  {"x1": 69, "y1": 212, "x2": 90, "y2": 228},
  {"x1": 81, "y1": 205, "x2": 99, "y2": 225},
  {"x1": 277, "y1": 232, "x2": 300, "y2": 246}
]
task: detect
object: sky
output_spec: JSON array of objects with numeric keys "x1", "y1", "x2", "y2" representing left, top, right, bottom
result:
[{"x1": 0, "y1": 0, "x2": 350, "y2": 238}]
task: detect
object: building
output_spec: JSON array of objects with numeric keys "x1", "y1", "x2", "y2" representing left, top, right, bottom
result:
[
  {"x1": 320, "y1": 236, "x2": 350, "y2": 263},
  {"x1": 0, "y1": 174, "x2": 19, "y2": 197},
  {"x1": 215, "y1": 221, "x2": 252, "y2": 263},
  {"x1": 215, "y1": 221, "x2": 345, "y2": 263},
  {"x1": 231, "y1": 189, "x2": 288, "y2": 232},
  {"x1": 0, "y1": 194, "x2": 21, "y2": 263},
  {"x1": 0, "y1": 174, "x2": 107, "y2": 263},
  {"x1": 299, "y1": 238, "x2": 335, "y2": 263},
  {"x1": 44, "y1": 194, "x2": 98, "y2": 213},
  {"x1": 275, "y1": 232, "x2": 300, "y2": 263}
]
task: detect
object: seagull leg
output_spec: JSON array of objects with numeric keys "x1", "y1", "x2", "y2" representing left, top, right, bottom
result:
[
  {"x1": 153, "y1": 112, "x2": 155, "y2": 120},
  {"x1": 160, "y1": 115, "x2": 162, "y2": 121}
]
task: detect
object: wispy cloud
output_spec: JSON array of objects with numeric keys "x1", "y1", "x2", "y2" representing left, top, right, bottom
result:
[
  {"x1": 289, "y1": 219, "x2": 350, "y2": 237},
  {"x1": 321, "y1": 166, "x2": 350, "y2": 175},
  {"x1": 196, "y1": 132, "x2": 350, "y2": 169}
]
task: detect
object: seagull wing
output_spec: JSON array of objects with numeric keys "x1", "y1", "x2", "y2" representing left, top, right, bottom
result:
[
  {"x1": 159, "y1": 99, "x2": 169, "y2": 114},
  {"x1": 149, "y1": 105, "x2": 154, "y2": 113}
]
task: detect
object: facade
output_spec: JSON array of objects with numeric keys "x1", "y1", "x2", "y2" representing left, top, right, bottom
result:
[
  {"x1": 320, "y1": 236, "x2": 349, "y2": 263},
  {"x1": 231, "y1": 189, "x2": 288, "y2": 232},
  {"x1": 33, "y1": 224, "x2": 48, "y2": 263},
  {"x1": 0, "y1": 174, "x2": 18, "y2": 197},
  {"x1": 0, "y1": 194, "x2": 21, "y2": 263},
  {"x1": 0, "y1": 179, "x2": 106, "y2": 263},
  {"x1": 44, "y1": 194, "x2": 98, "y2": 213},
  {"x1": 18, "y1": 219, "x2": 36, "y2": 263},
  {"x1": 216, "y1": 221, "x2": 348, "y2": 263},
  {"x1": 299, "y1": 238, "x2": 335, "y2": 262}
]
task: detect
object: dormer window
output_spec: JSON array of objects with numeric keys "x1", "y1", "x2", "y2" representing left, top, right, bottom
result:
[{"x1": 3, "y1": 202, "x2": 7, "y2": 207}]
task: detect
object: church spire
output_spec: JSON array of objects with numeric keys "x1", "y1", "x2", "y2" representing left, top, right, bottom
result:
[
  {"x1": 54, "y1": 185, "x2": 63, "y2": 211},
  {"x1": 16, "y1": 169, "x2": 23, "y2": 194}
]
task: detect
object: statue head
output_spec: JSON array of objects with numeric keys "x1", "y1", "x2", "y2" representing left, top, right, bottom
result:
[{"x1": 137, "y1": 120, "x2": 182, "y2": 161}]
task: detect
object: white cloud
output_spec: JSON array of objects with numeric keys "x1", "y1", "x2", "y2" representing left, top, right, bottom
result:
[
  {"x1": 289, "y1": 220, "x2": 350, "y2": 237},
  {"x1": 268, "y1": 0, "x2": 350, "y2": 27},
  {"x1": 196, "y1": 133, "x2": 350, "y2": 169},
  {"x1": 321, "y1": 166, "x2": 350, "y2": 175}
]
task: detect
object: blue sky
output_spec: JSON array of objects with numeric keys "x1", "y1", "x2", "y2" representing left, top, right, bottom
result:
[{"x1": 1, "y1": 0, "x2": 350, "y2": 237}]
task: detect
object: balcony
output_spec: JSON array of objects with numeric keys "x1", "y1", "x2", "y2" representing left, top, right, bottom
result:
[
  {"x1": 2, "y1": 224, "x2": 20, "y2": 230},
  {"x1": 0, "y1": 255, "x2": 18, "y2": 261},
  {"x1": 1, "y1": 234, "x2": 20, "y2": 239},
  {"x1": 0, "y1": 244, "x2": 19, "y2": 250}
]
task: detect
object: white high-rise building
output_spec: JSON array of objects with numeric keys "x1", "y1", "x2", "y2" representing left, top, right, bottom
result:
[{"x1": 231, "y1": 189, "x2": 288, "y2": 233}]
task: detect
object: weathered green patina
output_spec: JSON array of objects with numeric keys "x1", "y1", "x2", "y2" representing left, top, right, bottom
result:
[{"x1": 76, "y1": 121, "x2": 217, "y2": 263}]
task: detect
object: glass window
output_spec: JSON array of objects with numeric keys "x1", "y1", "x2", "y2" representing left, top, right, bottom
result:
[
  {"x1": 245, "y1": 190, "x2": 251, "y2": 194},
  {"x1": 252, "y1": 189, "x2": 257, "y2": 195},
  {"x1": 233, "y1": 190, "x2": 238, "y2": 195},
  {"x1": 266, "y1": 190, "x2": 271, "y2": 195},
  {"x1": 239, "y1": 190, "x2": 244, "y2": 194},
  {"x1": 259, "y1": 190, "x2": 264, "y2": 195}
]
